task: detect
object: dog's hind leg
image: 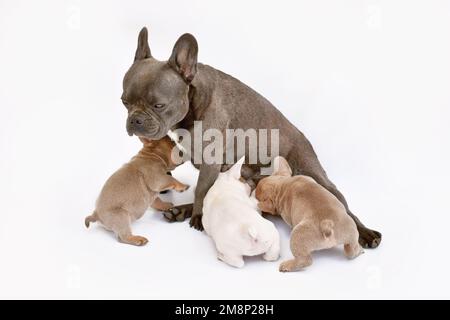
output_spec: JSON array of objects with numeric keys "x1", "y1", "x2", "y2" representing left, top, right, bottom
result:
[
  {"x1": 263, "y1": 238, "x2": 281, "y2": 262},
  {"x1": 217, "y1": 246, "x2": 245, "y2": 268},
  {"x1": 279, "y1": 223, "x2": 317, "y2": 272},
  {"x1": 219, "y1": 253, "x2": 245, "y2": 268},
  {"x1": 300, "y1": 164, "x2": 381, "y2": 249},
  {"x1": 109, "y1": 209, "x2": 148, "y2": 246},
  {"x1": 344, "y1": 226, "x2": 364, "y2": 259}
]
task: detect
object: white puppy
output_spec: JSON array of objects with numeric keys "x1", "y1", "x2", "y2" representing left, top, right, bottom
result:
[{"x1": 202, "y1": 157, "x2": 281, "y2": 268}]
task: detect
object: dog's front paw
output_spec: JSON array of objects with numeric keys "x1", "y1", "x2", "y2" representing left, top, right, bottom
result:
[
  {"x1": 189, "y1": 214, "x2": 204, "y2": 231},
  {"x1": 162, "y1": 203, "x2": 193, "y2": 222},
  {"x1": 175, "y1": 183, "x2": 190, "y2": 192}
]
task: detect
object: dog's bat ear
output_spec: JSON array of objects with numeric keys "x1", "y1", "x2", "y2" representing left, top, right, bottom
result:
[
  {"x1": 272, "y1": 156, "x2": 292, "y2": 176},
  {"x1": 134, "y1": 27, "x2": 152, "y2": 61},
  {"x1": 227, "y1": 156, "x2": 245, "y2": 180},
  {"x1": 168, "y1": 33, "x2": 198, "y2": 83}
]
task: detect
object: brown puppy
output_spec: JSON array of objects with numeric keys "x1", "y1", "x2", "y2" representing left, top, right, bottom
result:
[
  {"x1": 255, "y1": 157, "x2": 363, "y2": 272},
  {"x1": 85, "y1": 136, "x2": 189, "y2": 246}
]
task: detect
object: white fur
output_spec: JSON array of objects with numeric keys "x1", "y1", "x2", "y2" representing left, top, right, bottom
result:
[{"x1": 202, "y1": 157, "x2": 281, "y2": 268}]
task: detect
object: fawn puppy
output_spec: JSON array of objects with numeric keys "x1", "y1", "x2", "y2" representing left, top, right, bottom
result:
[
  {"x1": 85, "y1": 136, "x2": 188, "y2": 246},
  {"x1": 256, "y1": 156, "x2": 363, "y2": 272}
]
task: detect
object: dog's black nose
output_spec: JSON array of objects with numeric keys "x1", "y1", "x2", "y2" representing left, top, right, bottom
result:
[
  {"x1": 130, "y1": 115, "x2": 145, "y2": 127},
  {"x1": 132, "y1": 118, "x2": 143, "y2": 125}
]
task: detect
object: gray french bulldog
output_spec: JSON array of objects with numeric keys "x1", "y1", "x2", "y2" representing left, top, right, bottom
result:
[{"x1": 122, "y1": 27, "x2": 381, "y2": 248}]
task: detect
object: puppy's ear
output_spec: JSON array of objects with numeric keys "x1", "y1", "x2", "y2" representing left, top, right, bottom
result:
[
  {"x1": 139, "y1": 137, "x2": 153, "y2": 145},
  {"x1": 168, "y1": 33, "x2": 198, "y2": 83},
  {"x1": 272, "y1": 156, "x2": 292, "y2": 176},
  {"x1": 258, "y1": 199, "x2": 275, "y2": 214},
  {"x1": 227, "y1": 156, "x2": 245, "y2": 180},
  {"x1": 134, "y1": 27, "x2": 152, "y2": 61}
]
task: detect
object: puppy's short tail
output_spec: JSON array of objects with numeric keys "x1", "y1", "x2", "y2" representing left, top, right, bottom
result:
[
  {"x1": 85, "y1": 211, "x2": 98, "y2": 228},
  {"x1": 320, "y1": 219, "x2": 334, "y2": 238},
  {"x1": 248, "y1": 226, "x2": 258, "y2": 240}
]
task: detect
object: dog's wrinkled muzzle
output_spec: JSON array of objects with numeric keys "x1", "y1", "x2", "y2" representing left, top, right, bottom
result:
[{"x1": 126, "y1": 114, "x2": 162, "y2": 138}]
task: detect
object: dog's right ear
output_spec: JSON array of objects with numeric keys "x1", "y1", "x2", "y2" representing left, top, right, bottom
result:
[
  {"x1": 168, "y1": 33, "x2": 198, "y2": 83},
  {"x1": 272, "y1": 156, "x2": 292, "y2": 176},
  {"x1": 134, "y1": 27, "x2": 152, "y2": 61}
]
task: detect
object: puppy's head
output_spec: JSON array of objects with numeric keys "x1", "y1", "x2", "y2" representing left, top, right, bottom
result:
[
  {"x1": 255, "y1": 156, "x2": 293, "y2": 214},
  {"x1": 123, "y1": 27, "x2": 198, "y2": 139},
  {"x1": 139, "y1": 135, "x2": 174, "y2": 149},
  {"x1": 138, "y1": 135, "x2": 179, "y2": 165}
]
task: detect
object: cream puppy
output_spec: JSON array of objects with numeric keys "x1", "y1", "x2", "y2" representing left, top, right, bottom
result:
[{"x1": 202, "y1": 157, "x2": 280, "y2": 268}]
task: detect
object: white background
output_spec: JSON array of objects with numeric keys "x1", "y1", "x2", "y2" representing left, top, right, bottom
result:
[{"x1": 1, "y1": 0, "x2": 449, "y2": 299}]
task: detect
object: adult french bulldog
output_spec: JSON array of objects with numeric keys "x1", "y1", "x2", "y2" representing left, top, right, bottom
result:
[{"x1": 122, "y1": 27, "x2": 381, "y2": 248}]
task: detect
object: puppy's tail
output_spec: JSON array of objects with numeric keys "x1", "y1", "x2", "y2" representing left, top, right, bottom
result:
[
  {"x1": 320, "y1": 219, "x2": 334, "y2": 238},
  {"x1": 248, "y1": 226, "x2": 258, "y2": 240},
  {"x1": 85, "y1": 211, "x2": 98, "y2": 228}
]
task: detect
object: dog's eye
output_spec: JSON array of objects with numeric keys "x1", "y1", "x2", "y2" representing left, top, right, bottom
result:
[{"x1": 154, "y1": 104, "x2": 165, "y2": 109}]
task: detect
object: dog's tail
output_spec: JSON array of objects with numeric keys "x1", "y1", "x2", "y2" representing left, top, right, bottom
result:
[
  {"x1": 85, "y1": 211, "x2": 98, "y2": 228},
  {"x1": 320, "y1": 219, "x2": 334, "y2": 238},
  {"x1": 248, "y1": 226, "x2": 258, "y2": 241}
]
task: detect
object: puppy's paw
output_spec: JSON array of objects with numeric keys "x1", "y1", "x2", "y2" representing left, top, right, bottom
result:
[
  {"x1": 345, "y1": 243, "x2": 364, "y2": 259},
  {"x1": 279, "y1": 256, "x2": 312, "y2": 272},
  {"x1": 157, "y1": 202, "x2": 174, "y2": 212},
  {"x1": 175, "y1": 183, "x2": 190, "y2": 192},
  {"x1": 229, "y1": 260, "x2": 245, "y2": 268},
  {"x1": 263, "y1": 251, "x2": 280, "y2": 262},
  {"x1": 219, "y1": 255, "x2": 245, "y2": 268},
  {"x1": 279, "y1": 259, "x2": 297, "y2": 272},
  {"x1": 189, "y1": 215, "x2": 204, "y2": 231},
  {"x1": 121, "y1": 235, "x2": 149, "y2": 246}
]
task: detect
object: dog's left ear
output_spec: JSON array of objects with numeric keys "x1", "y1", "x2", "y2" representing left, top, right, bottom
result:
[
  {"x1": 258, "y1": 199, "x2": 275, "y2": 215},
  {"x1": 168, "y1": 33, "x2": 198, "y2": 83},
  {"x1": 272, "y1": 156, "x2": 292, "y2": 176},
  {"x1": 228, "y1": 156, "x2": 245, "y2": 180},
  {"x1": 135, "y1": 27, "x2": 152, "y2": 61}
]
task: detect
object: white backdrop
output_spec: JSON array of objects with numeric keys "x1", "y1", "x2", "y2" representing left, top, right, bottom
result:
[{"x1": 1, "y1": 0, "x2": 450, "y2": 299}]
